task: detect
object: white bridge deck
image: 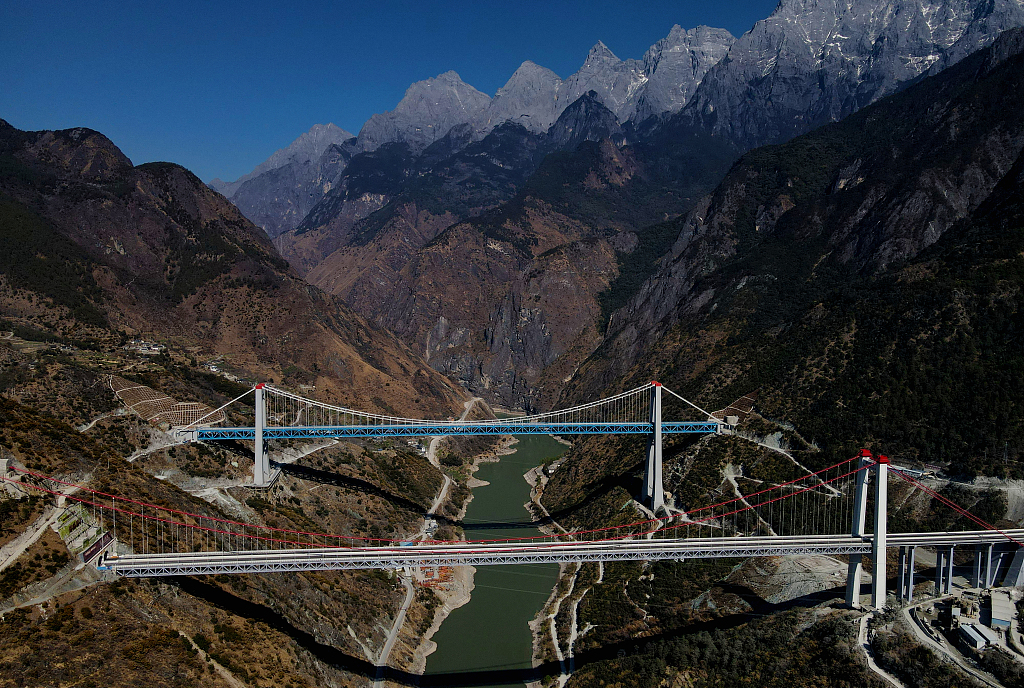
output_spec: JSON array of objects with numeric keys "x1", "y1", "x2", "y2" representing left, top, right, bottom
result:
[{"x1": 99, "y1": 529, "x2": 1024, "y2": 577}]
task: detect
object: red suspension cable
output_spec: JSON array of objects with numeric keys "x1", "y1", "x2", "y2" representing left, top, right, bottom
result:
[
  {"x1": 6, "y1": 455, "x2": 865, "y2": 547},
  {"x1": 891, "y1": 468, "x2": 1023, "y2": 546}
]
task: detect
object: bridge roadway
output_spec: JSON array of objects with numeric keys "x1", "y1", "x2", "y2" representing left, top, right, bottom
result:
[
  {"x1": 99, "y1": 529, "x2": 1024, "y2": 577},
  {"x1": 192, "y1": 421, "x2": 724, "y2": 441}
]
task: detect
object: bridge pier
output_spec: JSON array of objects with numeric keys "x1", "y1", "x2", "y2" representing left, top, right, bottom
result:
[
  {"x1": 845, "y1": 450, "x2": 872, "y2": 608},
  {"x1": 935, "y1": 545, "x2": 955, "y2": 595},
  {"x1": 970, "y1": 544, "x2": 1003, "y2": 585},
  {"x1": 642, "y1": 382, "x2": 664, "y2": 512},
  {"x1": 897, "y1": 546, "x2": 905, "y2": 600},
  {"x1": 973, "y1": 545, "x2": 985, "y2": 588},
  {"x1": 897, "y1": 545, "x2": 916, "y2": 601}
]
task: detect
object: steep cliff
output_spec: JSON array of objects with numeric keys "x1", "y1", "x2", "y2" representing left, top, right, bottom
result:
[
  {"x1": 676, "y1": 0, "x2": 1024, "y2": 149},
  {"x1": 568, "y1": 27, "x2": 1024, "y2": 469}
]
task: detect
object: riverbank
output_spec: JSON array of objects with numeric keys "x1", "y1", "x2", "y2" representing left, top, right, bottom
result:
[
  {"x1": 408, "y1": 564, "x2": 476, "y2": 674},
  {"x1": 525, "y1": 461, "x2": 571, "y2": 686}
]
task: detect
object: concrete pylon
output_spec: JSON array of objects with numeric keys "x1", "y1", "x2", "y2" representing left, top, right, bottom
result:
[
  {"x1": 897, "y1": 546, "x2": 907, "y2": 600},
  {"x1": 846, "y1": 450, "x2": 872, "y2": 608},
  {"x1": 871, "y1": 455, "x2": 889, "y2": 609},
  {"x1": 907, "y1": 545, "x2": 916, "y2": 601},
  {"x1": 897, "y1": 545, "x2": 918, "y2": 601},
  {"x1": 946, "y1": 545, "x2": 955, "y2": 594},
  {"x1": 642, "y1": 382, "x2": 664, "y2": 511},
  {"x1": 935, "y1": 545, "x2": 955, "y2": 594},
  {"x1": 254, "y1": 383, "x2": 267, "y2": 486}
]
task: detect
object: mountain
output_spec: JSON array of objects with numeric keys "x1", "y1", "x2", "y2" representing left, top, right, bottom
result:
[
  {"x1": 564, "y1": 26, "x2": 1024, "y2": 471},
  {"x1": 208, "y1": 123, "x2": 355, "y2": 238},
  {"x1": 281, "y1": 112, "x2": 719, "y2": 409},
  {"x1": 631, "y1": 24, "x2": 736, "y2": 121},
  {"x1": 356, "y1": 70, "x2": 492, "y2": 152},
  {"x1": 0, "y1": 122, "x2": 486, "y2": 688},
  {"x1": 0, "y1": 119, "x2": 462, "y2": 418},
  {"x1": 552, "y1": 41, "x2": 646, "y2": 122},
  {"x1": 209, "y1": 122, "x2": 352, "y2": 198},
  {"x1": 481, "y1": 61, "x2": 564, "y2": 133},
  {"x1": 547, "y1": 91, "x2": 625, "y2": 150},
  {"x1": 270, "y1": 79, "x2": 743, "y2": 407},
  {"x1": 676, "y1": 0, "x2": 1024, "y2": 149},
  {"x1": 277, "y1": 121, "x2": 549, "y2": 274},
  {"x1": 212, "y1": 24, "x2": 734, "y2": 240},
  {"x1": 520, "y1": 30, "x2": 1024, "y2": 687}
]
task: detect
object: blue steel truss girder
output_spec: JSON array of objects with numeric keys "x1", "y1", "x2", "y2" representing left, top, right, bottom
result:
[{"x1": 196, "y1": 421, "x2": 722, "y2": 441}]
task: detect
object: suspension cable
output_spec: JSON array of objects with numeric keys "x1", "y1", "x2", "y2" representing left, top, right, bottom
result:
[
  {"x1": 5, "y1": 455, "x2": 865, "y2": 547},
  {"x1": 660, "y1": 384, "x2": 717, "y2": 420},
  {"x1": 182, "y1": 387, "x2": 256, "y2": 429},
  {"x1": 891, "y1": 468, "x2": 1024, "y2": 546}
]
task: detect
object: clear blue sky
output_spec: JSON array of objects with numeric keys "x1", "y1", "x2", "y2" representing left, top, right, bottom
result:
[{"x1": 1, "y1": 0, "x2": 778, "y2": 183}]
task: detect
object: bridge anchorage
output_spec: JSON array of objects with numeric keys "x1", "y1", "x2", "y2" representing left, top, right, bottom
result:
[{"x1": 177, "y1": 381, "x2": 729, "y2": 510}]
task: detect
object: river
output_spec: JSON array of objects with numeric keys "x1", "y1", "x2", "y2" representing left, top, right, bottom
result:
[{"x1": 424, "y1": 434, "x2": 567, "y2": 687}]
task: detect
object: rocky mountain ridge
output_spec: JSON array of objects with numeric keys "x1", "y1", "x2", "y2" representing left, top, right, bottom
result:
[
  {"x1": 563, "y1": 26, "x2": 1024, "y2": 465},
  {"x1": 674, "y1": 0, "x2": 1024, "y2": 148},
  {"x1": 0, "y1": 119, "x2": 462, "y2": 418},
  {"x1": 216, "y1": 0, "x2": 1024, "y2": 242},
  {"x1": 211, "y1": 23, "x2": 735, "y2": 237}
]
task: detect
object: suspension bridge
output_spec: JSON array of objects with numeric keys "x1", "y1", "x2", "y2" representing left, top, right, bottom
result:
[
  {"x1": 179, "y1": 381, "x2": 724, "y2": 509},
  {"x1": 2, "y1": 382, "x2": 1021, "y2": 612}
]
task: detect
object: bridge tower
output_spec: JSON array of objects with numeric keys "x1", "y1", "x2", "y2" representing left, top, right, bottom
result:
[
  {"x1": 642, "y1": 382, "x2": 665, "y2": 511},
  {"x1": 254, "y1": 383, "x2": 269, "y2": 486},
  {"x1": 871, "y1": 455, "x2": 889, "y2": 608},
  {"x1": 845, "y1": 450, "x2": 871, "y2": 608},
  {"x1": 845, "y1": 451, "x2": 889, "y2": 608}
]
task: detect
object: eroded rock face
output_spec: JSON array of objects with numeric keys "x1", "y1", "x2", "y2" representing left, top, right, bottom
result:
[
  {"x1": 338, "y1": 218, "x2": 621, "y2": 410},
  {"x1": 678, "y1": 0, "x2": 1024, "y2": 149},
  {"x1": 208, "y1": 123, "x2": 355, "y2": 238},
  {"x1": 566, "y1": 28, "x2": 1024, "y2": 401},
  {"x1": 357, "y1": 71, "x2": 492, "y2": 153}
]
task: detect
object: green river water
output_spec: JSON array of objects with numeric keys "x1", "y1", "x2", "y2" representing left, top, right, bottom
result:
[{"x1": 424, "y1": 434, "x2": 567, "y2": 686}]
